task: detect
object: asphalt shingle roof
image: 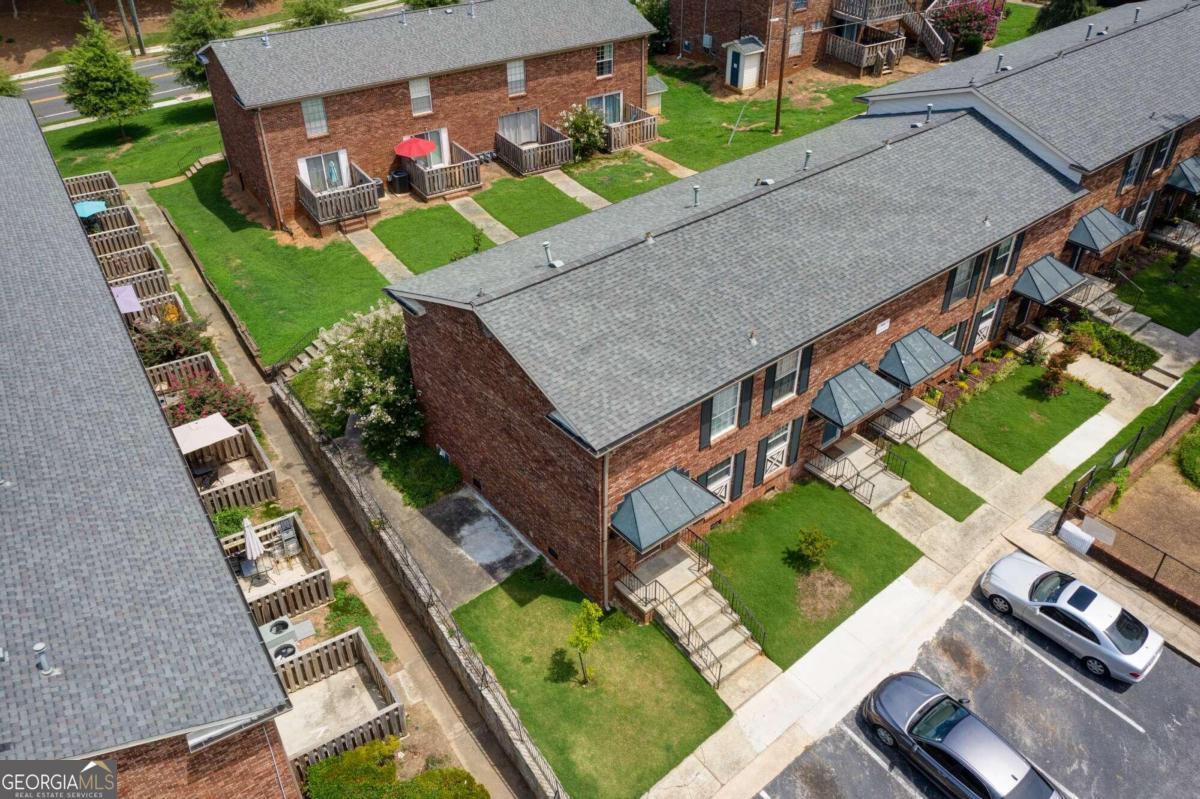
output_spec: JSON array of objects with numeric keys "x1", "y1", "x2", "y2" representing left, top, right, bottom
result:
[
  {"x1": 864, "y1": 0, "x2": 1200, "y2": 170},
  {"x1": 452, "y1": 113, "x2": 1083, "y2": 452},
  {"x1": 0, "y1": 98, "x2": 287, "y2": 760},
  {"x1": 206, "y1": 0, "x2": 656, "y2": 108}
]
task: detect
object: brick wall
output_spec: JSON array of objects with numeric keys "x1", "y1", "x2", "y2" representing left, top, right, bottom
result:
[
  {"x1": 211, "y1": 38, "x2": 646, "y2": 226},
  {"x1": 669, "y1": 0, "x2": 833, "y2": 80},
  {"x1": 403, "y1": 303, "x2": 608, "y2": 599},
  {"x1": 110, "y1": 722, "x2": 301, "y2": 799},
  {"x1": 207, "y1": 57, "x2": 275, "y2": 222}
]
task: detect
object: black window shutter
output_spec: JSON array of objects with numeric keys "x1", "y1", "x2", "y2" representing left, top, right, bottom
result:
[
  {"x1": 786, "y1": 416, "x2": 804, "y2": 465},
  {"x1": 730, "y1": 450, "x2": 746, "y2": 500},
  {"x1": 761, "y1": 365, "x2": 777, "y2": 416},
  {"x1": 695, "y1": 467, "x2": 709, "y2": 488},
  {"x1": 993, "y1": 298, "x2": 1008, "y2": 341},
  {"x1": 797, "y1": 345, "x2": 813, "y2": 394},
  {"x1": 1007, "y1": 232, "x2": 1026, "y2": 276},
  {"x1": 699, "y1": 398, "x2": 713, "y2": 450},
  {"x1": 953, "y1": 320, "x2": 967, "y2": 352},
  {"x1": 941, "y1": 267, "x2": 958, "y2": 311},
  {"x1": 753, "y1": 437, "x2": 768, "y2": 487},
  {"x1": 737, "y1": 376, "x2": 754, "y2": 428},
  {"x1": 967, "y1": 253, "x2": 986, "y2": 296}
]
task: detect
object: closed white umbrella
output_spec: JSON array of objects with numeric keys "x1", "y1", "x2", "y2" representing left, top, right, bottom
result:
[{"x1": 243, "y1": 518, "x2": 265, "y2": 563}]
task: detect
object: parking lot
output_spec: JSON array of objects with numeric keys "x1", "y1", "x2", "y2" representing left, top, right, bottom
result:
[{"x1": 761, "y1": 597, "x2": 1200, "y2": 798}]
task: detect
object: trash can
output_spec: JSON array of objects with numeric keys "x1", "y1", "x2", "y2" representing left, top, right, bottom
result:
[{"x1": 388, "y1": 169, "x2": 410, "y2": 195}]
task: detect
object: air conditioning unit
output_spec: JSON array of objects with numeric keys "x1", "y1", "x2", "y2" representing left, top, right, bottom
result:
[
  {"x1": 258, "y1": 616, "x2": 297, "y2": 652},
  {"x1": 271, "y1": 641, "x2": 299, "y2": 662}
]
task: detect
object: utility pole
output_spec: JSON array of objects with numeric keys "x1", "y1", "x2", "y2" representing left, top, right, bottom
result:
[
  {"x1": 127, "y1": 0, "x2": 146, "y2": 56},
  {"x1": 114, "y1": 0, "x2": 136, "y2": 58},
  {"x1": 772, "y1": 1, "x2": 793, "y2": 135}
]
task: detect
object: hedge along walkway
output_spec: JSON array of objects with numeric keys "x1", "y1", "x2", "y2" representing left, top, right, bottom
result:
[
  {"x1": 471, "y1": 176, "x2": 591, "y2": 237},
  {"x1": 126, "y1": 182, "x2": 524, "y2": 799},
  {"x1": 149, "y1": 163, "x2": 388, "y2": 365}
]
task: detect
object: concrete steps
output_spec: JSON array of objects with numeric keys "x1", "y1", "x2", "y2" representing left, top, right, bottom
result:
[{"x1": 278, "y1": 303, "x2": 397, "y2": 381}]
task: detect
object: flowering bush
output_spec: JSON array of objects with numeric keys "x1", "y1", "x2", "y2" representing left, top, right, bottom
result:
[
  {"x1": 933, "y1": 0, "x2": 1002, "y2": 45},
  {"x1": 558, "y1": 103, "x2": 608, "y2": 160},
  {"x1": 132, "y1": 318, "x2": 212, "y2": 367},
  {"x1": 164, "y1": 374, "x2": 257, "y2": 428},
  {"x1": 319, "y1": 313, "x2": 423, "y2": 459}
]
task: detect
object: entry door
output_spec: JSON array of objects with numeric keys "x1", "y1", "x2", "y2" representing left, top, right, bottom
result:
[
  {"x1": 821, "y1": 422, "x2": 840, "y2": 447},
  {"x1": 499, "y1": 109, "x2": 540, "y2": 145},
  {"x1": 728, "y1": 50, "x2": 742, "y2": 88},
  {"x1": 973, "y1": 301, "x2": 998, "y2": 349},
  {"x1": 416, "y1": 129, "x2": 447, "y2": 168},
  {"x1": 742, "y1": 53, "x2": 761, "y2": 87},
  {"x1": 586, "y1": 92, "x2": 623, "y2": 125}
]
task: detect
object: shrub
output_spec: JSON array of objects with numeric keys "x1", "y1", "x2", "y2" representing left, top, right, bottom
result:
[
  {"x1": 1021, "y1": 338, "x2": 1048, "y2": 366},
  {"x1": 1033, "y1": 0, "x2": 1094, "y2": 33},
  {"x1": 960, "y1": 32, "x2": 985, "y2": 55},
  {"x1": 786, "y1": 527, "x2": 834, "y2": 572},
  {"x1": 210, "y1": 506, "x2": 251, "y2": 538},
  {"x1": 558, "y1": 103, "x2": 608, "y2": 160},
  {"x1": 1065, "y1": 320, "x2": 1160, "y2": 374},
  {"x1": 304, "y1": 736, "x2": 399, "y2": 799},
  {"x1": 1038, "y1": 349, "x2": 1078, "y2": 398},
  {"x1": 61, "y1": 18, "x2": 152, "y2": 137},
  {"x1": 395, "y1": 769, "x2": 489, "y2": 799},
  {"x1": 284, "y1": 0, "x2": 349, "y2": 29},
  {"x1": 166, "y1": 0, "x2": 235, "y2": 89},
  {"x1": 1173, "y1": 246, "x2": 1192, "y2": 273},
  {"x1": 922, "y1": 386, "x2": 944, "y2": 405},
  {"x1": 376, "y1": 443, "x2": 461, "y2": 509},
  {"x1": 132, "y1": 319, "x2": 212, "y2": 366},
  {"x1": 933, "y1": 0, "x2": 1001, "y2": 41},
  {"x1": 1109, "y1": 467, "x2": 1130, "y2": 510},
  {"x1": 0, "y1": 68, "x2": 20, "y2": 98},
  {"x1": 164, "y1": 374, "x2": 257, "y2": 427},
  {"x1": 1178, "y1": 427, "x2": 1200, "y2": 489}
]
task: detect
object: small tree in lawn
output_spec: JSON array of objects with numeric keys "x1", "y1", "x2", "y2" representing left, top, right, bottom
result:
[
  {"x1": 1032, "y1": 0, "x2": 1094, "y2": 33},
  {"x1": 0, "y1": 69, "x2": 20, "y2": 98},
  {"x1": 284, "y1": 0, "x2": 349, "y2": 30},
  {"x1": 166, "y1": 0, "x2": 235, "y2": 90},
  {"x1": 62, "y1": 17, "x2": 151, "y2": 139},
  {"x1": 932, "y1": 0, "x2": 1002, "y2": 47},
  {"x1": 559, "y1": 103, "x2": 608, "y2": 161},
  {"x1": 568, "y1": 599, "x2": 603, "y2": 686}
]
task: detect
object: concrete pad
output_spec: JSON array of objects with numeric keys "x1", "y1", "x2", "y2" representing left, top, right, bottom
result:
[
  {"x1": 694, "y1": 721, "x2": 761, "y2": 783},
  {"x1": 917, "y1": 431, "x2": 1017, "y2": 502},
  {"x1": 541, "y1": 169, "x2": 611, "y2": 210},
  {"x1": 346, "y1": 228, "x2": 413, "y2": 283},
  {"x1": 645, "y1": 754, "x2": 721, "y2": 799},
  {"x1": 1044, "y1": 412, "x2": 1125, "y2": 470},
  {"x1": 735, "y1": 673, "x2": 820, "y2": 753},
  {"x1": 1068, "y1": 354, "x2": 1163, "y2": 422},
  {"x1": 275, "y1": 664, "x2": 387, "y2": 756},
  {"x1": 1114, "y1": 311, "x2": 1152, "y2": 335},
  {"x1": 1134, "y1": 321, "x2": 1200, "y2": 378},
  {"x1": 448, "y1": 196, "x2": 517, "y2": 244},
  {"x1": 635, "y1": 145, "x2": 699, "y2": 178},
  {"x1": 876, "y1": 491, "x2": 947, "y2": 548},
  {"x1": 716, "y1": 653, "x2": 783, "y2": 710}
]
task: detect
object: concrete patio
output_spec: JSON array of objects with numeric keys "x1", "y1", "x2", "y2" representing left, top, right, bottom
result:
[{"x1": 275, "y1": 663, "x2": 389, "y2": 756}]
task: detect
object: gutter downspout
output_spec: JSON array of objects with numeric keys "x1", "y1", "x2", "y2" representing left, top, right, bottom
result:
[
  {"x1": 602, "y1": 452, "x2": 611, "y2": 609},
  {"x1": 254, "y1": 108, "x2": 283, "y2": 230}
]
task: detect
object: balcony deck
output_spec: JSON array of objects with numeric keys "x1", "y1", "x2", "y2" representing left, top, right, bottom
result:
[
  {"x1": 825, "y1": 28, "x2": 907, "y2": 75},
  {"x1": 222, "y1": 513, "x2": 333, "y2": 624},
  {"x1": 834, "y1": 0, "x2": 914, "y2": 21},
  {"x1": 605, "y1": 103, "x2": 658, "y2": 152},
  {"x1": 296, "y1": 162, "x2": 380, "y2": 226},
  {"x1": 405, "y1": 142, "x2": 482, "y2": 199},
  {"x1": 496, "y1": 123, "x2": 573, "y2": 175}
]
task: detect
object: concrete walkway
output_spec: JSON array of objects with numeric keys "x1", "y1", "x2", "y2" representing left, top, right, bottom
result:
[
  {"x1": 542, "y1": 168, "x2": 611, "y2": 210},
  {"x1": 448, "y1": 197, "x2": 518, "y2": 244},
  {"x1": 126, "y1": 183, "x2": 524, "y2": 799},
  {"x1": 635, "y1": 145, "x2": 699, "y2": 178},
  {"x1": 346, "y1": 228, "x2": 413, "y2": 283},
  {"x1": 1131, "y1": 320, "x2": 1200, "y2": 379}
]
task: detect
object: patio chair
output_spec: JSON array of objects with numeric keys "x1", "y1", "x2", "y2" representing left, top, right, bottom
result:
[
  {"x1": 240, "y1": 555, "x2": 275, "y2": 582},
  {"x1": 190, "y1": 463, "x2": 217, "y2": 489}
]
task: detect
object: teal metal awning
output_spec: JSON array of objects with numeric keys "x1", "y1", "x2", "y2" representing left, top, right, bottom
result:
[
  {"x1": 878, "y1": 327, "x2": 962, "y2": 388},
  {"x1": 811, "y1": 363, "x2": 901, "y2": 429},
  {"x1": 1012, "y1": 255, "x2": 1086, "y2": 305},
  {"x1": 610, "y1": 468, "x2": 722, "y2": 552},
  {"x1": 1067, "y1": 207, "x2": 1137, "y2": 253},
  {"x1": 1167, "y1": 156, "x2": 1200, "y2": 195}
]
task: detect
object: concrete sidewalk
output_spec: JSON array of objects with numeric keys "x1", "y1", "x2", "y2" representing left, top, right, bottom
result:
[{"x1": 543, "y1": 168, "x2": 610, "y2": 210}]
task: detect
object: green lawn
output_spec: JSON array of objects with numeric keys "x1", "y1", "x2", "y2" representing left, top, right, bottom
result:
[
  {"x1": 949, "y1": 364, "x2": 1110, "y2": 472},
  {"x1": 472, "y1": 176, "x2": 590, "y2": 237},
  {"x1": 324, "y1": 580, "x2": 395, "y2": 662},
  {"x1": 376, "y1": 443, "x2": 462, "y2": 508},
  {"x1": 1047, "y1": 361, "x2": 1200, "y2": 505},
  {"x1": 372, "y1": 205, "x2": 494, "y2": 274},
  {"x1": 454, "y1": 563, "x2": 730, "y2": 799},
  {"x1": 31, "y1": 49, "x2": 71, "y2": 70},
  {"x1": 150, "y1": 164, "x2": 387, "y2": 364},
  {"x1": 1116, "y1": 254, "x2": 1200, "y2": 335},
  {"x1": 706, "y1": 482, "x2": 921, "y2": 668},
  {"x1": 993, "y1": 3, "x2": 1039, "y2": 48},
  {"x1": 45, "y1": 99, "x2": 221, "y2": 184},
  {"x1": 893, "y1": 443, "x2": 984, "y2": 522},
  {"x1": 562, "y1": 152, "x2": 677, "y2": 203},
  {"x1": 648, "y1": 65, "x2": 868, "y2": 171}
]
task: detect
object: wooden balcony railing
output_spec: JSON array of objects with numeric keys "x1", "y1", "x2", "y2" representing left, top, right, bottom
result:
[
  {"x1": 145, "y1": 351, "x2": 220, "y2": 396},
  {"x1": 185, "y1": 424, "x2": 279, "y2": 513},
  {"x1": 88, "y1": 226, "x2": 144, "y2": 256},
  {"x1": 97, "y1": 243, "x2": 159, "y2": 280},
  {"x1": 825, "y1": 30, "x2": 906, "y2": 71},
  {"x1": 834, "y1": 0, "x2": 914, "y2": 20},
  {"x1": 405, "y1": 142, "x2": 482, "y2": 199},
  {"x1": 495, "y1": 123, "x2": 573, "y2": 175},
  {"x1": 605, "y1": 103, "x2": 658, "y2": 151},
  {"x1": 295, "y1": 162, "x2": 380, "y2": 225},
  {"x1": 109, "y1": 266, "x2": 171, "y2": 299},
  {"x1": 221, "y1": 513, "x2": 333, "y2": 624},
  {"x1": 64, "y1": 170, "x2": 122, "y2": 206},
  {"x1": 123, "y1": 291, "x2": 189, "y2": 326}
]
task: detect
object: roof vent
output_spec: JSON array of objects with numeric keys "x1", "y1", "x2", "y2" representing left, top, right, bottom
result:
[
  {"x1": 1085, "y1": 23, "x2": 1094, "y2": 40},
  {"x1": 995, "y1": 54, "x2": 1005, "y2": 73},
  {"x1": 748, "y1": 328, "x2": 758, "y2": 346},
  {"x1": 260, "y1": 34, "x2": 270, "y2": 47},
  {"x1": 444, "y1": 7, "x2": 454, "y2": 13},
  {"x1": 468, "y1": 0, "x2": 476, "y2": 17},
  {"x1": 400, "y1": 9, "x2": 407, "y2": 25},
  {"x1": 1134, "y1": 6, "x2": 1141, "y2": 23},
  {"x1": 1097, "y1": 26, "x2": 1109, "y2": 36},
  {"x1": 644, "y1": 231, "x2": 655, "y2": 244},
  {"x1": 33, "y1": 642, "x2": 59, "y2": 676},
  {"x1": 803, "y1": 149, "x2": 813, "y2": 170},
  {"x1": 756, "y1": 177, "x2": 775, "y2": 186},
  {"x1": 542, "y1": 241, "x2": 564, "y2": 269},
  {"x1": 692, "y1": 185, "x2": 701, "y2": 207}
]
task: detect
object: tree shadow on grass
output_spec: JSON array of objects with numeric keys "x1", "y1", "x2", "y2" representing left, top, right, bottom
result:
[
  {"x1": 62, "y1": 122, "x2": 153, "y2": 151},
  {"x1": 498, "y1": 559, "x2": 582, "y2": 608},
  {"x1": 546, "y1": 648, "x2": 578, "y2": 684}
]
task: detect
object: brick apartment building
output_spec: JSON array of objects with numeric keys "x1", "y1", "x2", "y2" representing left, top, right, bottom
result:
[
  {"x1": 0, "y1": 97, "x2": 300, "y2": 799},
  {"x1": 200, "y1": 0, "x2": 655, "y2": 230},
  {"x1": 384, "y1": 0, "x2": 1200, "y2": 627}
]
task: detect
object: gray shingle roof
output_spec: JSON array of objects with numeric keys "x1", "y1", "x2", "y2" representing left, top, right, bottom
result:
[
  {"x1": 646, "y1": 74, "x2": 668, "y2": 96},
  {"x1": 0, "y1": 98, "x2": 287, "y2": 760},
  {"x1": 610, "y1": 469, "x2": 722, "y2": 551},
  {"x1": 455, "y1": 113, "x2": 1083, "y2": 452},
  {"x1": 1068, "y1": 206, "x2": 1137, "y2": 252},
  {"x1": 206, "y1": 0, "x2": 656, "y2": 108},
  {"x1": 864, "y1": 0, "x2": 1199, "y2": 170},
  {"x1": 877, "y1": 327, "x2": 963, "y2": 388},
  {"x1": 1012, "y1": 255, "x2": 1085, "y2": 305}
]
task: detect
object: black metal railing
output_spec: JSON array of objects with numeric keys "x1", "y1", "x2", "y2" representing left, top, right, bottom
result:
[
  {"x1": 806, "y1": 445, "x2": 849, "y2": 484},
  {"x1": 682, "y1": 528, "x2": 711, "y2": 572},
  {"x1": 703, "y1": 562, "x2": 767, "y2": 651}
]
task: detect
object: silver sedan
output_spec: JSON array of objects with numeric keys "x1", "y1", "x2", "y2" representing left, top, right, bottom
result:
[{"x1": 979, "y1": 552, "x2": 1164, "y2": 683}]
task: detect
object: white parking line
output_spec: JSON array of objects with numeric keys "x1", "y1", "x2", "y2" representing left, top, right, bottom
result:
[
  {"x1": 838, "y1": 723, "x2": 925, "y2": 799},
  {"x1": 964, "y1": 602, "x2": 1146, "y2": 734},
  {"x1": 758, "y1": 791, "x2": 772, "y2": 799}
]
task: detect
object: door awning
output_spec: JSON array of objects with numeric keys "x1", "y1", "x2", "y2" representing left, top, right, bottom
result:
[
  {"x1": 1067, "y1": 207, "x2": 1137, "y2": 253},
  {"x1": 1012, "y1": 255, "x2": 1086, "y2": 305},
  {"x1": 610, "y1": 468, "x2": 722, "y2": 552},
  {"x1": 878, "y1": 327, "x2": 963, "y2": 388},
  {"x1": 1167, "y1": 156, "x2": 1200, "y2": 195},
  {"x1": 811, "y1": 363, "x2": 901, "y2": 429},
  {"x1": 723, "y1": 35, "x2": 765, "y2": 55}
]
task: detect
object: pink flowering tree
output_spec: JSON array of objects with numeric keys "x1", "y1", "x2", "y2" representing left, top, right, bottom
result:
[
  {"x1": 165, "y1": 374, "x2": 258, "y2": 428},
  {"x1": 933, "y1": 0, "x2": 1002, "y2": 47}
]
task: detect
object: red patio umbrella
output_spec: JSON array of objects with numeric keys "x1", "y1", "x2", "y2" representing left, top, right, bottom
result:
[{"x1": 394, "y1": 138, "x2": 437, "y2": 158}]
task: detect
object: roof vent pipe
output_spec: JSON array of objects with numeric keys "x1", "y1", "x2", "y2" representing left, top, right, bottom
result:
[
  {"x1": 542, "y1": 241, "x2": 553, "y2": 266},
  {"x1": 400, "y1": 9, "x2": 406, "y2": 25},
  {"x1": 692, "y1": 185, "x2": 700, "y2": 207},
  {"x1": 33, "y1": 642, "x2": 55, "y2": 676},
  {"x1": 803, "y1": 149, "x2": 812, "y2": 170},
  {"x1": 1085, "y1": 23, "x2": 1093, "y2": 40},
  {"x1": 1134, "y1": 7, "x2": 1141, "y2": 22},
  {"x1": 260, "y1": 34, "x2": 269, "y2": 47},
  {"x1": 468, "y1": 1, "x2": 476, "y2": 18},
  {"x1": 994, "y1": 54, "x2": 1004, "y2": 73},
  {"x1": 925, "y1": 103, "x2": 933, "y2": 124}
]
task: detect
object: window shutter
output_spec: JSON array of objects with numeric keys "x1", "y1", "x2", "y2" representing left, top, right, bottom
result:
[
  {"x1": 761, "y1": 365, "x2": 777, "y2": 416},
  {"x1": 797, "y1": 345, "x2": 813, "y2": 394},
  {"x1": 1007, "y1": 232, "x2": 1026, "y2": 276},
  {"x1": 967, "y1": 253, "x2": 986, "y2": 296},
  {"x1": 695, "y1": 468, "x2": 709, "y2": 488},
  {"x1": 786, "y1": 417, "x2": 804, "y2": 465},
  {"x1": 737, "y1": 376, "x2": 754, "y2": 428},
  {"x1": 730, "y1": 450, "x2": 746, "y2": 500},
  {"x1": 941, "y1": 267, "x2": 958, "y2": 311},
  {"x1": 699, "y1": 398, "x2": 713, "y2": 450},
  {"x1": 993, "y1": 298, "x2": 1008, "y2": 341},
  {"x1": 753, "y1": 437, "x2": 768, "y2": 487},
  {"x1": 953, "y1": 320, "x2": 967, "y2": 352}
]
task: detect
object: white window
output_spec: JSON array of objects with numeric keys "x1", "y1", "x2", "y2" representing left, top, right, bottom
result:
[
  {"x1": 1120, "y1": 145, "x2": 1146, "y2": 192},
  {"x1": 1131, "y1": 190, "x2": 1156, "y2": 229},
  {"x1": 788, "y1": 26, "x2": 804, "y2": 57},
  {"x1": 409, "y1": 78, "x2": 432, "y2": 116},
  {"x1": 986, "y1": 235, "x2": 1015, "y2": 283},
  {"x1": 1150, "y1": 131, "x2": 1175, "y2": 173},
  {"x1": 940, "y1": 324, "x2": 960, "y2": 347},
  {"x1": 811, "y1": 21, "x2": 823, "y2": 32},
  {"x1": 300, "y1": 97, "x2": 327, "y2": 138},
  {"x1": 587, "y1": 91, "x2": 623, "y2": 125},
  {"x1": 703, "y1": 458, "x2": 733, "y2": 502},
  {"x1": 771, "y1": 351, "x2": 800, "y2": 406},
  {"x1": 596, "y1": 42, "x2": 614, "y2": 77},
  {"x1": 710, "y1": 383, "x2": 739, "y2": 439},
  {"x1": 946, "y1": 258, "x2": 975, "y2": 306},
  {"x1": 506, "y1": 60, "x2": 526, "y2": 96},
  {"x1": 764, "y1": 425, "x2": 789, "y2": 476},
  {"x1": 298, "y1": 150, "x2": 347, "y2": 193}
]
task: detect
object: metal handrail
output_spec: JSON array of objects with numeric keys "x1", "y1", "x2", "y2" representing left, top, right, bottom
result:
[
  {"x1": 703, "y1": 562, "x2": 767, "y2": 651},
  {"x1": 806, "y1": 445, "x2": 849, "y2": 483},
  {"x1": 1108, "y1": 262, "x2": 1145, "y2": 313},
  {"x1": 682, "y1": 528, "x2": 711, "y2": 572}
]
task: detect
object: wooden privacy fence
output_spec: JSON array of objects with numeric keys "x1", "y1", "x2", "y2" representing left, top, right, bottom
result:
[
  {"x1": 295, "y1": 163, "x2": 380, "y2": 225},
  {"x1": 495, "y1": 124, "x2": 573, "y2": 175},
  {"x1": 123, "y1": 291, "x2": 189, "y2": 326},
  {"x1": 88, "y1": 226, "x2": 144, "y2": 256},
  {"x1": 186, "y1": 424, "x2": 279, "y2": 513},
  {"x1": 97, "y1": 243, "x2": 160, "y2": 280},
  {"x1": 145, "y1": 351, "x2": 220, "y2": 395},
  {"x1": 605, "y1": 103, "x2": 657, "y2": 151},
  {"x1": 825, "y1": 31, "x2": 906, "y2": 72},
  {"x1": 90, "y1": 205, "x2": 137, "y2": 232},
  {"x1": 406, "y1": 142, "x2": 482, "y2": 199},
  {"x1": 221, "y1": 513, "x2": 333, "y2": 624},
  {"x1": 109, "y1": 267, "x2": 171, "y2": 299},
  {"x1": 64, "y1": 171, "x2": 122, "y2": 206},
  {"x1": 276, "y1": 628, "x2": 406, "y2": 781}
]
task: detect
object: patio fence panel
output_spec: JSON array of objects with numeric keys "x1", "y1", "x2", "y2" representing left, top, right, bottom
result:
[
  {"x1": 98, "y1": 243, "x2": 160, "y2": 280},
  {"x1": 88, "y1": 226, "x2": 144, "y2": 256},
  {"x1": 221, "y1": 513, "x2": 334, "y2": 624},
  {"x1": 145, "y1": 352, "x2": 220, "y2": 394},
  {"x1": 109, "y1": 267, "x2": 171, "y2": 299}
]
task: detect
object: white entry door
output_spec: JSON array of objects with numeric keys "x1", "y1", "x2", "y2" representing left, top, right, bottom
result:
[{"x1": 742, "y1": 52, "x2": 761, "y2": 88}]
